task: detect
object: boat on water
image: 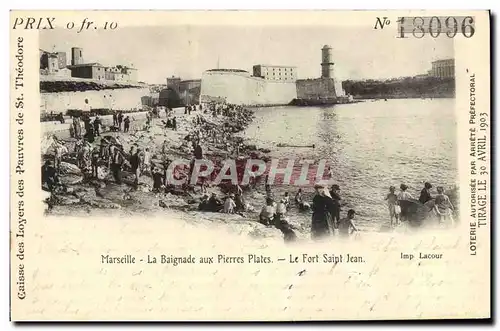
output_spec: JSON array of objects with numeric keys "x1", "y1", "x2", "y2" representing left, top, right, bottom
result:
[
  {"x1": 277, "y1": 143, "x2": 315, "y2": 148},
  {"x1": 399, "y1": 199, "x2": 431, "y2": 227},
  {"x1": 400, "y1": 196, "x2": 457, "y2": 227}
]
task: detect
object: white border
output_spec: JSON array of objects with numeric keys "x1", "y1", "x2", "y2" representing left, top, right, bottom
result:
[{"x1": 2, "y1": 1, "x2": 497, "y2": 329}]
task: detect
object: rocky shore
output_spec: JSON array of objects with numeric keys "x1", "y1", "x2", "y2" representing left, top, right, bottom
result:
[
  {"x1": 42, "y1": 104, "x2": 459, "y2": 242},
  {"x1": 42, "y1": 106, "x2": 307, "y2": 242}
]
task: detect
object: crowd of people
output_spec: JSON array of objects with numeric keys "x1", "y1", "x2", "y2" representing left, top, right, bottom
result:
[
  {"x1": 42, "y1": 102, "x2": 254, "y2": 195},
  {"x1": 43, "y1": 107, "x2": 180, "y2": 192},
  {"x1": 385, "y1": 182, "x2": 455, "y2": 228},
  {"x1": 41, "y1": 102, "x2": 457, "y2": 242}
]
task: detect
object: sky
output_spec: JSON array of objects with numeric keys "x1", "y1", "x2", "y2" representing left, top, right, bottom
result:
[{"x1": 40, "y1": 26, "x2": 454, "y2": 84}]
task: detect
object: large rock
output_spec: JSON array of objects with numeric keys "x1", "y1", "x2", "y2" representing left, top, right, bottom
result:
[
  {"x1": 59, "y1": 162, "x2": 82, "y2": 175},
  {"x1": 59, "y1": 173, "x2": 84, "y2": 185}
]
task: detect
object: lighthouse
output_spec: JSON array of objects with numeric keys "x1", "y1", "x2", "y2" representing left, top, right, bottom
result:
[{"x1": 321, "y1": 45, "x2": 334, "y2": 79}]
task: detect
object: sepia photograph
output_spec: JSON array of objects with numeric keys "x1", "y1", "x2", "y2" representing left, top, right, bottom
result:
[
  {"x1": 10, "y1": 10, "x2": 490, "y2": 321},
  {"x1": 39, "y1": 24, "x2": 458, "y2": 242}
]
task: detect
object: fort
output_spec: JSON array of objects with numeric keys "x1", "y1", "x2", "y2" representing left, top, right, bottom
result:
[
  {"x1": 200, "y1": 45, "x2": 349, "y2": 106},
  {"x1": 40, "y1": 44, "x2": 351, "y2": 114},
  {"x1": 39, "y1": 43, "x2": 454, "y2": 115}
]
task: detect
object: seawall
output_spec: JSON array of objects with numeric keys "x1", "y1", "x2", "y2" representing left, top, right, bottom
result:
[
  {"x1": 42, "y1": 111, "x2": 149, "y2": 135},
  {"x1": 296, "y1": 77, "x2": 337, "y2": 100},
  {"x1": 41, "y1": 87, "x2": 151, "y2": 114},
  {"x1": 200, "y1": 70, "x2": 297, "y2": 106}
]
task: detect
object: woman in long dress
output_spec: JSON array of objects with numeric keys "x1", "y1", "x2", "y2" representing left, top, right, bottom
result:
[{"x1": 311, "y1": 184, "x2": 336, "y2": 240}]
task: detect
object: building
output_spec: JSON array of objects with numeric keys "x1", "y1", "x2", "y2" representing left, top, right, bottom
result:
[
  {"x1": 321, "y1": 45, "x2": 335, "y2": 78},
  {"x1": 167, "y1": 76, "x2": 182, "y2": 91},
  {"x1": 159, "y1": 88, "x2": 183, "y2": 108},
  {"x1": 105, "y1": 65, "x2": 138, "y2": 82},
  {"x1": 105, "y1": 67, "x2": 119, "y2": 80},
  {"x1": 68, "y1": 63, "x2": 106, "y2": 80},
  {"x1": 160, "y1": 77, "x2": 202, "y2": 107},
  {"x1": 40, "y1": 49, "x2": 67, "y2": 70},
  {"x1": 200, "y1": 45, "x2": 345, "y2": 106},
  {"x1": 179, "y1": 79, "x2": 201, "y2": 91},
  {"x1": 200, "y1": 68, "x2": 297, "y2": 105},
  {"x1": 125, "y1": 67, "x2": 138, "y2": 82},
  {"x1": 71, "y1": 47, "x2": 84, "y2": 65},
  {"x1": 252, "y1": 65, "x2": 297, "y2": 82},
  {"x1": 178, "y1": 79, "x2": 201, "y2": 104},
  {"x1": 295, "y1": 45, "x2": 339, "y2": 101},
  {"x1": 65, "y1": 47, "x2": 137, "y2": 82},
  {"x1": 141, "y1": 92, "x2": 160, "y2": 107},
  {"x1": 39, "y1": 49, "x2": 69, "y2": 76},
  {"x1": 430, "y1": 59, "x2": 455, "y2": 78},
  {"x1": 56, "y1": 52, "x2": 67, "y2": 69},
  {"x1": 67, "y1": 47, "x2": 105, "y2": 80},
  {"x1": 47, "y1": 54, "x2": 59, "y2": 74}
]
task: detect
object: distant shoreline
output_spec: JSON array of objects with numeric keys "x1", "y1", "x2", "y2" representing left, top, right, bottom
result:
[{"x1": 352, "y1": 95, "x2": 455, "y2": 100}]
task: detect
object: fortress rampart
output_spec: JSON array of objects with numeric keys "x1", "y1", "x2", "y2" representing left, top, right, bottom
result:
[{"x1": 200, "y1": 70, "x2": 297, "y2": 106}]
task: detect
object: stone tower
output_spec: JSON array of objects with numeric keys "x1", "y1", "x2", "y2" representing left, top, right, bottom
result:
[
  {"x1": 321, "y1": 45, "x2": 334, "y2": 78},
  {"x1": 71, "y1": 47, "x2": 83, "y2": 65}
]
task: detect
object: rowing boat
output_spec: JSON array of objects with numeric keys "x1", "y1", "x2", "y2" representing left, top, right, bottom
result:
[{"x1": 277, "y1": 143, "x2": 315, "y2": 148}]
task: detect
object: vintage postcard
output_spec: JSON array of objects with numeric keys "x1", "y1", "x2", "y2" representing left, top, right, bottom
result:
[{"x1": 10, "y1": 10, "x2": 491, "y2": 321}]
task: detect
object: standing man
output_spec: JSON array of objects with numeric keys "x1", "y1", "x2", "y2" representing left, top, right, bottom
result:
[
  {"x1": 194, "y1": 142, "x2": 203, "y2": 160},
  {"x1": 123, "y1": 116, "x2": 130, "y2": 133},
  {"x1": 117, "y1": 112, "x2": 124, "y2": 131},
  {"x1": 112, "y1": 111, "x2": 118, "y2": 127},
  {"x1": 110, "y1": 146, "x2": 125, "y2": 184},
  {"x1": 83, "y1": 115, "x2": 92, "y2": 134},
  {"x1": 130, "y1": 147, "x2": 141, "y2": 186},
  {"x1": 419, "y1": 182, "x2": 433, "y2": 204},
  {"x1": 91, "y1": 148, "x2": 100, "y2": 178},
  {"x1": 93, "y1": 116, "x2": 102, "y2": 137},
  {"x1": 329, "y1": 184, "x2": 342, "y2": 227}
]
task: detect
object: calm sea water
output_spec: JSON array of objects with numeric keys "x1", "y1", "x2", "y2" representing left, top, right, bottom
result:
[{"x1": 245, "y1": 98, "x2": 458, "y2": 231}]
